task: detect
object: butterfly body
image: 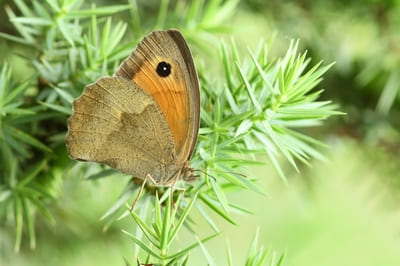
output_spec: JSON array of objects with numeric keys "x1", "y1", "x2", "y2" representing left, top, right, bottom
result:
[{"x1": 66, "y1": 30, "x2": 200, "y2": 186}]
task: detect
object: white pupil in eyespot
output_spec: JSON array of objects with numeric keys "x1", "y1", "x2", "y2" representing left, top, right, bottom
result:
[{"x1": 156, "y1": 61, "x2": 171, "y2": 77}]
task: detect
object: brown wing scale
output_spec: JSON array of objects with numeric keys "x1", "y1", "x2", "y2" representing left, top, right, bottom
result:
[
  {"x1": 66, "y1": 77, "x2": 179, "y2": 183},
  {"x1": 115, "y1": 30, "x2": 200, "y2": 162}
]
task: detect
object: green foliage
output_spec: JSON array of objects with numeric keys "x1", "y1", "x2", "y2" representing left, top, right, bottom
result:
[
  {"x1": 0, "y1": 63, "x2": 56, "y2": 252},
  {"x1": 225, "y1": 228, "x2": 286, "y2": 266},
  {"x1": 0, "y1": 0, "x2": 340, "y2": 264},
  {"x1": 198, "y1": 39, "x2": 340, "y2": 182},
  {"x1": 123, "y1": 190, "x2": 219, "y2": 265},
  {"x1": 245, "y1": 229, "x2": 286, "y2": 266},
  {"x1": 243, "y1": 0, "x2": 400, "y2": 146},
  {"x1": 0, "y1": 0, "x2": 135, "y2": 253}
]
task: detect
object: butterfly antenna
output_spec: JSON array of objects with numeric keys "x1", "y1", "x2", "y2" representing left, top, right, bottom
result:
[{"x1": 193, "y1": 169, "x2": 216, "y2": 182}]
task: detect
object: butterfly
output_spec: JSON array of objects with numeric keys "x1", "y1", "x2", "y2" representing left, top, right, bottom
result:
[{"x1": 66, "y1": 29, "x2": 200, "y2": 188}]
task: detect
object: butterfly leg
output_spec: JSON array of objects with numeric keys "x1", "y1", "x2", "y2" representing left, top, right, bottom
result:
[
  {"x1": 146, "y1": 174, "x2": 158, "y2": 186},
  {"x1": 130, "y1": 174, "x2": 153, "y2": 211}
]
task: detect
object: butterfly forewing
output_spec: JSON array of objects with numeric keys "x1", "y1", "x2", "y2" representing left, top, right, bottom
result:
[{"x1": 115, "y1": 30, "x2": 200, "y2": 162}]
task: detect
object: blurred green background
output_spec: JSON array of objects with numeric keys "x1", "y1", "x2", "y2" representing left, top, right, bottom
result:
[{"x1": 1, "y1": 0, "x2": 400, "y2": 265}]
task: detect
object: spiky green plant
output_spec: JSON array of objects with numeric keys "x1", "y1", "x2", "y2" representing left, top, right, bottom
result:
[{"x1": 0, "y1": 0, "x2": 340, "y2": 264}]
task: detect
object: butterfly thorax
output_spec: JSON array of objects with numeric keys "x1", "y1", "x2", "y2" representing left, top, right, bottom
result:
[
  {"x1": 181, "y1": 161, "x2": 197, "y2": 182},
  {"x1": 155, "y1": 160, "x2": 197, "y2": 186}
]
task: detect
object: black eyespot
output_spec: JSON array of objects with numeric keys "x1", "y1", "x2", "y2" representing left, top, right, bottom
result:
[{"x1": 156, "y1": 61, "x2": 171, "y2": 77}]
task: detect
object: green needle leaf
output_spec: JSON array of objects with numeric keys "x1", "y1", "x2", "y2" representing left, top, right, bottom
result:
[
  {"x1": 65, "y1": 5, "x2": 130, "y2": 17},
  {"x1": 122, "y1": 229, "x2": 163, "y2": 260},
  {"x1": 166, "y1": 233, "x2": 220, "y2": 260},
  {"x1": 13, "y1": 195, "x2": 23, "y2": 253},
  {"x1": 168, "y1": 193, "x2": 199, "y2": 245},
  {"x1": 160, "y1": 191, "x2": 172, "y2": 253},
  {"x1": 198, "y1": 193, "x2": 236, "y2": 225},
  {"x1": 129, "y1": 208, "x2": 160, "y2": 248},
  {"x1": 21, "y1": 197, "x2": 36, "y2": 249}
]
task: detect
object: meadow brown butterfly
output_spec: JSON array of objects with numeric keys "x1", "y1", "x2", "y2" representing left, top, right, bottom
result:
[{"x1": 66, "y1": 29, "x2": 200, "y2": 187}]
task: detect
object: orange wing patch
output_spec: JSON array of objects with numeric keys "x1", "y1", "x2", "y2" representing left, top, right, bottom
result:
[{"x1": 131, "y1": 58, "x2": 188, "y2": 155}]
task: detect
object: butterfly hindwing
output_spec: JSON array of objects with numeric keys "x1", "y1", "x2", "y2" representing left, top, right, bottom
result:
[{"x1": 66, "y1": 77, "x2": 178, "y2": 182}]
